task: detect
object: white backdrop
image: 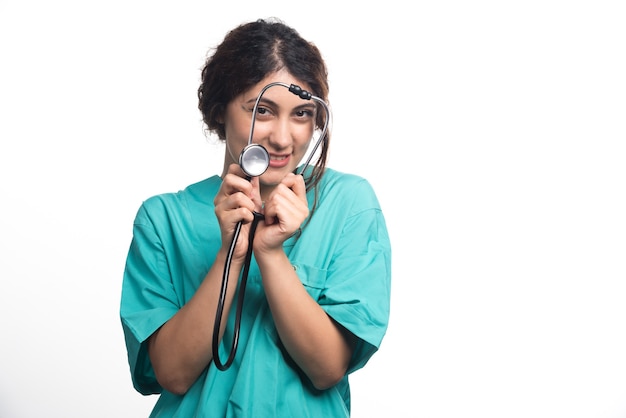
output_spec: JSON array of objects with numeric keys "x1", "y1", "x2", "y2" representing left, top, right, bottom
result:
[{"x1": 1, "y1": 1, "x2": 625, "y2": 417}]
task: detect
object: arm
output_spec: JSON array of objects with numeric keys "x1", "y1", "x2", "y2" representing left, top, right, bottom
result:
[
  {"x1": 254, "y1": 174, "x2": 356, "y2": 389},
  {"x1": 256, "y1": 249, "x2": 356, "y2": 390},
  {"x1": 147, "y1": 250, "x2": 242, "y2": 395},
  {"x1": 147, "y1": 165, "x2": 261, "y2": 395}
]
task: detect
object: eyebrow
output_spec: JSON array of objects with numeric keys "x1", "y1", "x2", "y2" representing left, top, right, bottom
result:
[{"x1": 245, "y1": 97, "x2": 316, "y2": 111}]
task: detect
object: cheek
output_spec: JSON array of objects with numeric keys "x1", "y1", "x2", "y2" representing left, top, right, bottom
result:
[
  {"x1": 224, "y1": 117, "x2": 252, "y2": 152},
  {"x1": 294, "y1": 125, "x2": 315, "y2": 150}
]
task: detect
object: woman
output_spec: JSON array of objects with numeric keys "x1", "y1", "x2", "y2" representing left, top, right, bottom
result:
[{"x1": 120, "y1": 18, "x2": 391, "y2": 417}]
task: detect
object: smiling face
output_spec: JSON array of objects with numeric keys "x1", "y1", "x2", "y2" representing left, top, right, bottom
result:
[{"x1": 222, "y1": 69, "x2": 316, "y2": 198}]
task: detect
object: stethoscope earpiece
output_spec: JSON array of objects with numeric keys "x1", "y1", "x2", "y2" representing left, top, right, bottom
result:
[{"x1": 239, "y1": 143, "x2": 270, "y2": 177}]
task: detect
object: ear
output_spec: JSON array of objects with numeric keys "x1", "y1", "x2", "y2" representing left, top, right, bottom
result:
[{"x1": 215, "y1": 104, "x2": 225, "y2": 124}]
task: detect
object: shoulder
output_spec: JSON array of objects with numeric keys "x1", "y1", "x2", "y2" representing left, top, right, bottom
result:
[
  {"x1": 319, "y1": 167, "x2": 371, "y2": 191},
  {"x1": 137, "y1": 175, "x2": 222, "y2": 222},
  {"x1": 318, "y1": 168, "x2": 381, "y2": 209}
]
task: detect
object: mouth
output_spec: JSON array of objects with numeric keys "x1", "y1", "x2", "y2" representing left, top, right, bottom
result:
[{"x1": 268, "y1": 154, "x2": 290, "y2": 168}]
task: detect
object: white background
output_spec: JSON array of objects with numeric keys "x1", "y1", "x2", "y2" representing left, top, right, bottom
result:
[{"x1": 1, "y1": 1, "x2": 625, "y2": 417}]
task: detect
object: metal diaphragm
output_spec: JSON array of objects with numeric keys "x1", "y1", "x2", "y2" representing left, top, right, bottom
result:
[{"x1": 239, "y1": 143, "x2": 270, "y2": 177}]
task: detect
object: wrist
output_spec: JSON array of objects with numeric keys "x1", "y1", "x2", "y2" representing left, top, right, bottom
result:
[{"x1": 254, "y1": 247, "x2": 287, "y2": 269}]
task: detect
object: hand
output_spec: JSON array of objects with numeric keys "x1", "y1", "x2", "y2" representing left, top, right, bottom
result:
[
  {"x1": 254, "y1": 173, "x2": 308, "y2": 254},
  {"x1": 214, "y1": 164, "x2": 263, "y2": 260}
]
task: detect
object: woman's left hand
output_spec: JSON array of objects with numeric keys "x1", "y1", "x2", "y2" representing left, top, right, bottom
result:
[{"x1": 254, "y1": 173, "x2": 308, "y2": 253}]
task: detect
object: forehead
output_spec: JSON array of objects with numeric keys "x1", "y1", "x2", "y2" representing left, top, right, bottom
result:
[{"x1": 241, "y1": 70, "x2": 313, "y2": 104}]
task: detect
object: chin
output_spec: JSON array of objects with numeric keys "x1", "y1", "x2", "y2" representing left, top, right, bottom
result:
[
  {"x1": 261, "y1": 167, "x2": 294, "y2": 183},
  {"x1": 259, "y1": 174, "x2": 282, "y2": 188}
]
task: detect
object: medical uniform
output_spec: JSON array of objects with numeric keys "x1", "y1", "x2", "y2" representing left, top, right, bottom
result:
[{"x1": 120, "y1": 167, "x2": 391, "y2": 417}]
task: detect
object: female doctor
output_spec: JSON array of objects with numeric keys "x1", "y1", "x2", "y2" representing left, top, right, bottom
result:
[{"x1": 120, "y1": 18, "x2": 391, "y2": 417}]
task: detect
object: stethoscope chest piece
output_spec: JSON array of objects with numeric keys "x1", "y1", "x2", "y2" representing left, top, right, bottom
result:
[{"x1": 239, "y1": 143, "x2": 270, "y2": 177}]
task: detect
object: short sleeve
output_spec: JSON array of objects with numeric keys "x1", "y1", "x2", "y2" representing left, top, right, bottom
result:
[
  {"x1": 319, "y1": 178, "x2": 392, "y2": 373},
  {"x1": 120, "y1": 202, "x2": 181, "y2": 395}
]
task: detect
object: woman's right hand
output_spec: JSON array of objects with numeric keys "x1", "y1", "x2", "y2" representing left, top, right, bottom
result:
[{"x1": 214, "y1": 164, "x2": 263, "y2": 260}]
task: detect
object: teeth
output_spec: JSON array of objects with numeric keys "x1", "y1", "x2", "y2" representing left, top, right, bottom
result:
[{"x1": 271, "y1": 156, "x2": 286, "y2": 160}]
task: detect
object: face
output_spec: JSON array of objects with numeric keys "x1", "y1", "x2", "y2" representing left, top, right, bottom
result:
[{"x1": 222, "y1": 69, "x2": 316, "y2": 195}]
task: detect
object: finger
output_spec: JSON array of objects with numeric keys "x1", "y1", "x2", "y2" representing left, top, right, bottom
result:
[
  {"x1": 227, "y1": 162, "x2": 246, "y2": 177},
  {"x1": 215, "y1": 165, "x2": 257, "y2": 221},
  {"x1": 218, "y1": 166, "x2": 254, "y2": 202},
  {"x1": 249, "y1": 176, "x2": 263, "y2": 212},
  {"x1": 263, "y1": 184, "x2": 308, "y2": 230},
  {"x1": 280, "y1": 173, "x2": 307, "y2": 200}
]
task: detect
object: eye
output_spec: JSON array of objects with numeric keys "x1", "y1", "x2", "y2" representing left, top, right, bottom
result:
[
  {"x1": 294, "y1": 108, "x2": 315, "y2": 120},
  {"x1": 254, "y1": 106, "x2": 274, "y2": 120}
]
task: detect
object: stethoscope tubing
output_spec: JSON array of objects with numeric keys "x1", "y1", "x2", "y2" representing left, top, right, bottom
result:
[
  {"x1": 212, "y1": 211, "x2": 262, "y2": 370},
  {"x1": 212, "y1": 82, "x2": 330, "y2": 371}
]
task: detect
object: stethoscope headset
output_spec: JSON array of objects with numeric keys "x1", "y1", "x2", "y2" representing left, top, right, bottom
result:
[{"x1": 212, "y1": 82, "x2": 331, "y2": 371}]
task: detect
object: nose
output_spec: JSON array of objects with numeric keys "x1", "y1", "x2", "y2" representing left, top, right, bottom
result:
[{"x1": 266, "y1": 117, "x2": 292, "y2": 151}]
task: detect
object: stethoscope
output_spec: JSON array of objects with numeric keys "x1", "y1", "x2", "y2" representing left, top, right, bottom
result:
[{"x1": 212, "y1": 82, "x2": 331, "y2": 371}]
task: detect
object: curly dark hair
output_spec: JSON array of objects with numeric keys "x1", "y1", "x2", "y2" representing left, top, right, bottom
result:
[{"x1": 198, "y1": 18, "x2": 330, "y2": 193}]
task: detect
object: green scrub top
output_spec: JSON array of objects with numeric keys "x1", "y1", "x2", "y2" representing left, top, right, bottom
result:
[{"x1": 120, "y1": 167, "x2": 392, "y2": 417}]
